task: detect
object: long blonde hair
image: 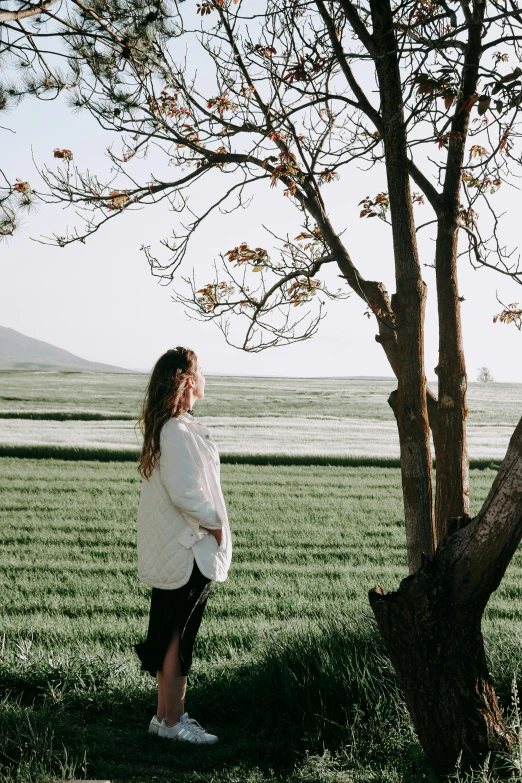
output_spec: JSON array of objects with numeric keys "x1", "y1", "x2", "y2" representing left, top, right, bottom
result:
[{"x1": 138, "y1": 347, "x2": 198, "y2": 479}]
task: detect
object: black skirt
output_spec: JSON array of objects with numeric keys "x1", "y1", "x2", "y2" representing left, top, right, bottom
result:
[{"x1": 134, "y1": 561, "x2": 212, "y2": 678}]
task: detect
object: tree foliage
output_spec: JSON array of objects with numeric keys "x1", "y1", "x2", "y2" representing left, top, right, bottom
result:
[
  {"x1": 2, "y1": 0, "x2": 522, "y2": 343},
  {"x1": 477, "y1": 365, "x2": 494, "y2": 382}
]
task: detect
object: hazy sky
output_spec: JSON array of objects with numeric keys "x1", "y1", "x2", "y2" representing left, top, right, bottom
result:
[{"x1": 2, "y1": 62, "x2": 522, "y2": 380}]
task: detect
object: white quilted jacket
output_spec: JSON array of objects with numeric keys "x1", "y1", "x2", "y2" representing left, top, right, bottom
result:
[{"x1": 136, "y1": 412, "x2": 232, "y2": 589}]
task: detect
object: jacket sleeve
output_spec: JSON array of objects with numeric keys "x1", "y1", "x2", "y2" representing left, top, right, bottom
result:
[{"x1": 159, "y1": 420, "x2": 222, "y2": 538}]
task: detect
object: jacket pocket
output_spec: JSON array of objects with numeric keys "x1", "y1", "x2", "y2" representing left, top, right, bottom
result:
[{"x1": 178, "y1": 526, "x2": 203, "y2": 549}]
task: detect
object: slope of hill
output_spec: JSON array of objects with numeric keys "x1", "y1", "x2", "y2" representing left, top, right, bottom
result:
[{"x1": 0, "y1": 325, "x2": 132, "y2": 373}]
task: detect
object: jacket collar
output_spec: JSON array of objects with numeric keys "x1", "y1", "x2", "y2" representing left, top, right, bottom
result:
[{"x1": 177, "y1": 411, "x2": 204, "y2": 426}]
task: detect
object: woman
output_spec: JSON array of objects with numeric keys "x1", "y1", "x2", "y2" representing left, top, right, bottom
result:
[{"x1": 133, "y1": 347, "x2": 232, "y2": 744}]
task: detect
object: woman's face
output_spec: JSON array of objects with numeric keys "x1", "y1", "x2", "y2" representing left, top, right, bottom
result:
[{"x1": 192, "y1": 362, "x2": 205, "y2": 400}]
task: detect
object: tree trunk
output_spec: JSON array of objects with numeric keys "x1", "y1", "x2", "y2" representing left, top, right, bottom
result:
[
  {"x1": 370, "y1": 416, "x2": 522, "y2": 778},
  {"x1": 370, "y1": 0, "x2": 435, "y2": 571},
  {"x1": 370, "y1": 566, "x2": 512, "y2": 777},
  {"x1": 433, "y1": 219, "x2": 469, "y2": 538},
  {"x1": 432, "y1": 0, "x2": 485, "y2": 537}
]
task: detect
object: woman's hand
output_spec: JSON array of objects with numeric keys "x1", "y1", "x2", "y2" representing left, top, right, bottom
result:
[{"x1": 201, "y1": 526, "x2": 223, "y2": 546}]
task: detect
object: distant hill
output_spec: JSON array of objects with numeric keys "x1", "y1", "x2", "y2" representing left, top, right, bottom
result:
[{"x1": 0, "y1": 325, "x2": 132, "y2": 373}]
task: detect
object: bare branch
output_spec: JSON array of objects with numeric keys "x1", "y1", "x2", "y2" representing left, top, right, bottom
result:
[{"x1": 0, "y1": 0, "x2": 58, "y2": 23}]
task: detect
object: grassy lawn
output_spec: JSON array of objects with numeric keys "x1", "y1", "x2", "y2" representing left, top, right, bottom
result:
[{"x1": 1, "y1": 458, "x2": 522, "y2": 782}]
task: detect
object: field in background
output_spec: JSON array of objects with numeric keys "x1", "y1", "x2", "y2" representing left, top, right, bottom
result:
[
  {"x1": 2, "y1": 457, "x2": 521, "y2": 783},
  {"x1": 0, "y1": 371, "x2": 520, "y2": 423},
  {"x1": 0, "y1": 371, "x2": 520, "y2": 458}
]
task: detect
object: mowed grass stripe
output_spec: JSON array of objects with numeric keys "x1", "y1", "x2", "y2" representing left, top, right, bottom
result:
[
  {"x1": 0, "y1": 443, "x2": 406, "y2": 466},
  {"x1": 0, "y1": 442, "x2": 505, "y2": 471},
  {"x1": 0, "y1": 411, "x2": 135, "y2": 420}
]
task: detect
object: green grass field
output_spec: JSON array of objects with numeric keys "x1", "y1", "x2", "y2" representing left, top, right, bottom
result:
[
  {"x1": 2, "y1": 457, "x2": 522, "y2": 783},
  {"x1": 1, "y1": 370, "x2": 521, "y2": 780},
  {"x1": 1, "y1": 372, "x2": 520, "y2": 459}
]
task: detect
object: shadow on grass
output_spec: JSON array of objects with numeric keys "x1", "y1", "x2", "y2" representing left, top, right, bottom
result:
[{"x1": 0, "y1": 616, "x2": 436, "y2": 783}]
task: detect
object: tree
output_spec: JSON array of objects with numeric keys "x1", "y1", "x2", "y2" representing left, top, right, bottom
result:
[
  {"x1": 477, "y1": 366, "x2": 494, "y2": 382},
  {"x1": 0, "y1": 1, "x2": 95, "y2": 237},
  {"x1": 0, "y1": 0, "x2": 172, "y2": 233},
  {"x1": 3, "y1": 0, "x2": 522, "y2": 775}
]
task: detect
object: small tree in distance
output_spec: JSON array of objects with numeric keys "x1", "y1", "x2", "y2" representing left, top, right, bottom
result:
[
  {"x1": 477, "y1": 366, "x2": 494, "y2": 383},
  {"x1": 2, "y1": 0, "x2": 522, "y2": 776}
]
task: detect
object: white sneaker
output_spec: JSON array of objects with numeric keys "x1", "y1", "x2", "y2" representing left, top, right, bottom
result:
[
  {"x1": 148, "y1": 715, "x2": 163, "y2": 735},
  {"x1": 158, "y1": 712, "x2": 219, "y2": 744}
]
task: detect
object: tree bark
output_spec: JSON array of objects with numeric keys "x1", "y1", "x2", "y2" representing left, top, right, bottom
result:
[
  {"x1": 433, "y1": 219, "x2": 469, "y2": 538},
  {"x1": 370, "y1": 416, "x2": 522, "y2": 778},
  {"x1": 432, "y1": 0, "x2": 485, "y2": 538},
  {"x1": 0, "y1": 0, "x2": 58, "y2": 22},
  {"x1": 370, "y1": 0, "x2": 435, "y2": 571}
]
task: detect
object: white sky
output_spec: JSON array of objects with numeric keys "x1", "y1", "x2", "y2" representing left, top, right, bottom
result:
[{"x1": 2, "y1": 75, "x2": 522, "y2": 380}]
